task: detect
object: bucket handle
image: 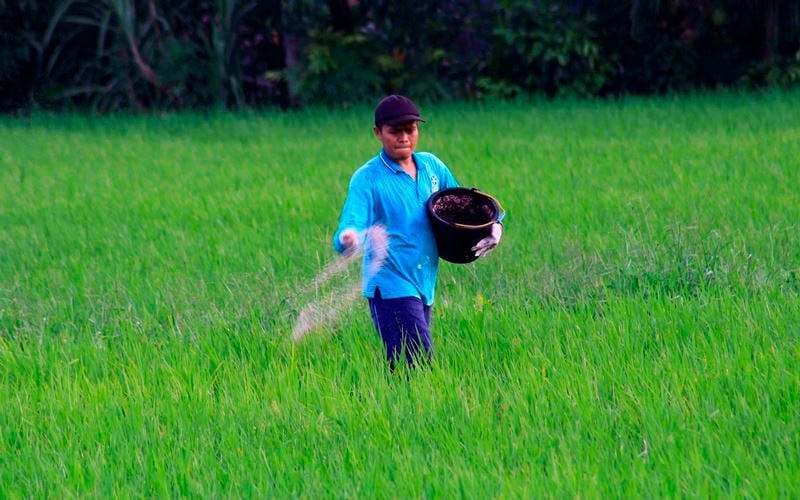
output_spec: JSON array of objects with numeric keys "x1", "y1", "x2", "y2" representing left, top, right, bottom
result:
[{"x1": 452, "y1": 188, "x2": 506, "y2": 229}]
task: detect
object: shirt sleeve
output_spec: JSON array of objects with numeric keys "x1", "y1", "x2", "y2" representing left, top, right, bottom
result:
[
  {"x1": 333, "y1": 172, "x2": 373, "y2": 254},
  {"x1": 431, "y1": 155, "x2": 459, "y2": 189}
]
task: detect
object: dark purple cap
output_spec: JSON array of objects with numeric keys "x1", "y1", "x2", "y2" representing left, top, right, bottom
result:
[{"x1": 374, "y1": 95, "x2": 426, "y2": 127}]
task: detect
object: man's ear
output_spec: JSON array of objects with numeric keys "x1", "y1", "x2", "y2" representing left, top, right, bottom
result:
[{"x1": 373, "y1": 126, "x2": 381, "y2": 139}]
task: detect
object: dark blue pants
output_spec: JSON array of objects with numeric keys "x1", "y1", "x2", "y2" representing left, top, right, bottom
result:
[{"x1": 368, "y1": 288, "x2": 433, "y2": 368}]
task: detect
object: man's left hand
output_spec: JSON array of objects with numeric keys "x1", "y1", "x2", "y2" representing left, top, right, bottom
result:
[{"x1": 472, "y1": 223, "x2": 503, "y2": 258}]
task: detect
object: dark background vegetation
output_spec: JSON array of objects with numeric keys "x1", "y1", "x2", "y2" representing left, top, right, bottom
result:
[{"x1": 2, "y1": 0, "x2": 799, "y2": 112}]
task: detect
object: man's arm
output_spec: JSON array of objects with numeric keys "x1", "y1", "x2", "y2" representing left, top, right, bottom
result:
[{"x1": 333, "y1": 173, "x2": 373, "y2": 255}]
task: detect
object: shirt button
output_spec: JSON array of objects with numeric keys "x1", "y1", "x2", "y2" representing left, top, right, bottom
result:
[{"x1": 417, "y1": 264, "x2": 422, "y2": 269}]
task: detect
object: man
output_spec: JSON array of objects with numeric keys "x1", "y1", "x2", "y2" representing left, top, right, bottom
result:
[{"x1": 333, "y1": 95, "x2": 502, "y2": 368}]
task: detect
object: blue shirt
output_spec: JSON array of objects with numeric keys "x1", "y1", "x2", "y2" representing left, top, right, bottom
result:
[{"x1": 333, "y1": 150, "x2": 459, "y2": 305}]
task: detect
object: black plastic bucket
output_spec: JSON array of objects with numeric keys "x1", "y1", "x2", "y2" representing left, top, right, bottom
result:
[{"x1": 426, "y1": 187, "x2": 503, "y2": 264}]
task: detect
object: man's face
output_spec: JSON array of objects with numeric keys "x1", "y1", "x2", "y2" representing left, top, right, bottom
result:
[{"x1": 374, "y1": 121, "x2": 419, "y2": 161}]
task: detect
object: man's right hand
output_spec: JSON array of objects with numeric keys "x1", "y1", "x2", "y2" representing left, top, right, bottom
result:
[{"x1": 339, "y1": 228, "x2": 360, "y2": 256}]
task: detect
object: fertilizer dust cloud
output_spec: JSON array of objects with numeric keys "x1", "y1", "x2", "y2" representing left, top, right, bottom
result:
[{"x1": 291, "y1": 225, "x2": 388, "y2": 342}]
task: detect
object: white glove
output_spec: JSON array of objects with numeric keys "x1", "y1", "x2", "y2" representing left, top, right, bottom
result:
[{"x1": 472, "y1": 223, "x2": 502, "y2": 258}]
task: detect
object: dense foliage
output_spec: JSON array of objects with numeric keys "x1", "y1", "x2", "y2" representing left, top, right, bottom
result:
[{"x1": 2, "y1": 0, "x2": 799, "y2": 111}]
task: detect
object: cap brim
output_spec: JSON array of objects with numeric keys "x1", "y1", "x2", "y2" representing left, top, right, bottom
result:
[{"x1": 382, "y1": 114, "x2": 426, "y2": 126}]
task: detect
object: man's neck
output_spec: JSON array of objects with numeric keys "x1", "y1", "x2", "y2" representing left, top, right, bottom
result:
[
  {"x1": 396, "y1": 156, "x2": 415, "y2": 171},
  {"x1": 384, "y1": 151, "x2": 417, "y2": 179},
  {"x1": 398, "y1": 158, "x2": 416, "y2": 180}
]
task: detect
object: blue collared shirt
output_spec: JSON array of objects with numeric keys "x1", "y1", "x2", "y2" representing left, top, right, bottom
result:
[{"x1": 333, "y1": 149, "x2": 459, "y2": 305}]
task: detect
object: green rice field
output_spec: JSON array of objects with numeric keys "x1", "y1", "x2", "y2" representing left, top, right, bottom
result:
[{"x1": 1, "y1": 91, "x2": 799, "y2": 496}]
